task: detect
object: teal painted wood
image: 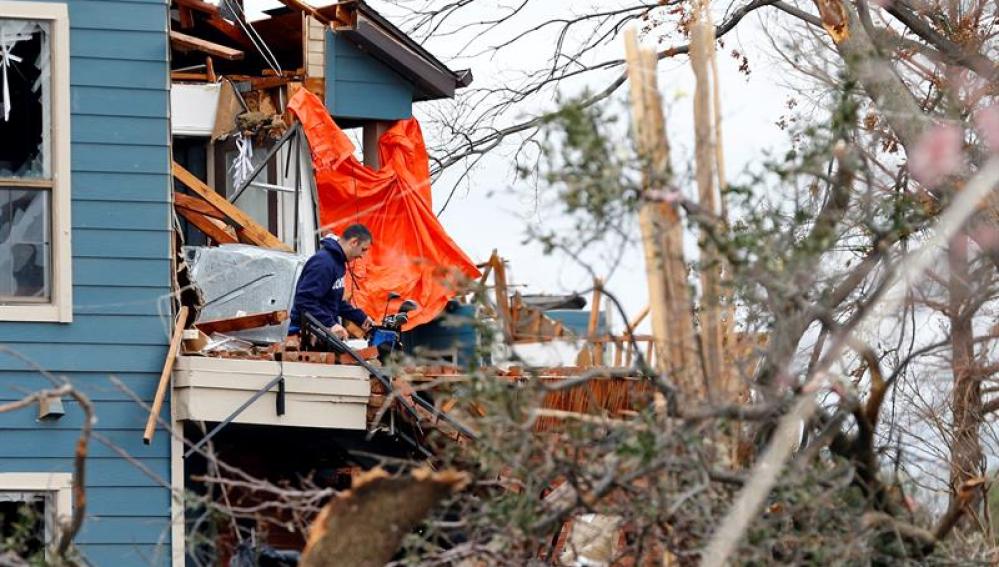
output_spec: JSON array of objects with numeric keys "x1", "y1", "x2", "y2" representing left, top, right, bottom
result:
[
  {"x1": 0, "y1": 314, "x2": 171, "y2": 345},
  {"x1": 0, "y1": 429, "x2": 169, "y2": 460},
  {"x1": 0, "y1": 400, "x2": 170, "y2": 429},
  {"x1": 0, "y1": 0, "x2": 175, "y2": 558},
  {"x1": 0, "y1": 458, "x2": 170, "y2": 487},
  {"x1": 0, "y1": 344, "x2": 169, "y2": 372},
  {"x1": 86, "y1": 487, "x2": 172, "y2": 516},
  {"x1": 70, "y1": 28, "x2": 166, "y2": 61},
  {"x1": 74, "y1": 258, "x2": 171, "y2": 287},
  {"x1": 74, "y1": 286, "x2": 172, "y2": 316},
  {"x1": 72, "y1": 143, "x2": 169, "y2": 174},
  {"x1": 68, "y1": 1, "x2": 168, "y2": 32},
  {"x1": 0, "y1": 372, "x2": 160, "y2": 401},
  {"x1": 71, "y1": 115, "x2": 168, "y2": 146},
  {"x1": 75, "y1": 516, "x2": 171, "y2": 545},
  {"x1": 326, "y1": 32, "x2": 413, "y2": 120},
  {"x1": 74, "y1": 229, "x2": 171, "y2": 259},
  {"x1": 545, "y1": 310, "x2": 606, "y2": 335},
  {"x1": 71, "y1": 58, "x2": 167, "y2": 90},
  {"x1": 71, "y1": 86, "x2": 169, "y2": 118},
  {"x1": 73, "y1": 201, "x2": 171, "y2": 231},
  {"x1": 73, "y1": 172, "x2": 170, "y2": 201},
  {"x1": 78, "y1": 544, "x2": 170, "y2": 567}
]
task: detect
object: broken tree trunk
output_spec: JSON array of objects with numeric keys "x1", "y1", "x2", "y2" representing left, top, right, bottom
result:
[
  {"x1": 946, "y1": 233, "x2": 985, "y2": 524},
  {"x1": 690, "y1": 4, "x2": 743, "y2": 414},
  {"x1": 623, "y1": 29, "x2": 703, "y2": 397},
  {"x1": 300, "y1": 468, "x2": 469, "y2": 567}
]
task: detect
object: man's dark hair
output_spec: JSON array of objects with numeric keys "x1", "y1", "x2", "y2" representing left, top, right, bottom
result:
[{"x1": 342, "y1": 223, "x2": 372, "y2": 243}]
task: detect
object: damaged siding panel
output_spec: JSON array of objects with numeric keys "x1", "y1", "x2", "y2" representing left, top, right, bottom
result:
[{"x1": 0, "y1": 400, "x2": 172, "y2": 428}]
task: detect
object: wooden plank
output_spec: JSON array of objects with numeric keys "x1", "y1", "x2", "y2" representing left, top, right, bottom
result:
[
  {"x1": 588, "y1": 278, "x2": 604, "y2": 363},
  {"x1": 491, "y1": 252, "x2": 513, "y2": 342},
  {"x1": 175, "y1": 205, "x2": 238, "y2": 244},
  {"x1": 627, "y1": 305, "x2": 650, "y2": 330},
  {"x1": 624, "y1": 29, "x2": 702, "y2": 393},
  {"x1": 143, "y1": 306, "x2": 188, "y2": 444},
  {"x1": 170, "y1": 71, "x2": 209, "y2": 82},
  {"x1": 172, "y1": 161, "x2": 292, "y2": 251},
  {"x1": 174, "y1": 191, "x2": 225, "y2": 220},
  {"x1": 195, "y1": 310, "x2": 288, "y2": 335},
  {"x1": 275, "y1": 0, "x2": 330, "y2": 24}
]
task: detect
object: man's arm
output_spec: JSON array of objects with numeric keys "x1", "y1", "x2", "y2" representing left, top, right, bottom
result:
[{"x1": 338, "y1": 299, "x2": 370, "y2": 328}]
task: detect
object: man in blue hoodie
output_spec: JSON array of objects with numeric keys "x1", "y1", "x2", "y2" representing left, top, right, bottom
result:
[{"x1": 288, "y1": 224, "x2": 375, "y2": 339}]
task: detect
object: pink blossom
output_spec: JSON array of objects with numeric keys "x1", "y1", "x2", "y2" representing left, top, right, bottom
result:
[
  {"x1": 908, "y1": 123, "x2": 963, "y2": 186},
  {"x1": 974, "y1": 104, "x2": 999, "y2": 154}
]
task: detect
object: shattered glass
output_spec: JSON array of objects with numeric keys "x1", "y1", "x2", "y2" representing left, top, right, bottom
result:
[
  {"x1": 0, "y1": 19, "x2": 50, "y2": 178},
  {"x1": 0, "y1": 187, "x2": 49, "y2": 300}
]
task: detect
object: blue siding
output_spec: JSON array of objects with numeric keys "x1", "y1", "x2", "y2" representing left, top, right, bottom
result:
[
  {"x1": 0, "y1": 0, "x2": 174, "y2": 563},
  {"x1": 326, "y1": 31, "x2": 414, "y2": 120}
]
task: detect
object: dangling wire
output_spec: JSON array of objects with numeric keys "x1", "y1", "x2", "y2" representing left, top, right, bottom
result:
[{"x1": 221, "y1": 0, "x2": 282, "y2": 75}]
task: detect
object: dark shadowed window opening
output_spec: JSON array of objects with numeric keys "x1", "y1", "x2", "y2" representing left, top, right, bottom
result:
[
  {"x1": 0, "y1": 493, "x2": 47, "y2": 559},
  {"x1": 0, "y1": 21, "x2": 48, "y2": 177}
]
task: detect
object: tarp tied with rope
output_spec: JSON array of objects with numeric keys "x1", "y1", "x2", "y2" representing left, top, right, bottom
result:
[{"x1": 287, "y1": 88, "x2": 480, "y2": 329}]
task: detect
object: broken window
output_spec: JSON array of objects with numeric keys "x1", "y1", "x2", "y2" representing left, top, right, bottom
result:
[
  {"x1": 0, "y1": 492, "x2": 48, "y2": 559},
  {"x1": 0, "y1": 18, "x2": 51, "y2": 303}
]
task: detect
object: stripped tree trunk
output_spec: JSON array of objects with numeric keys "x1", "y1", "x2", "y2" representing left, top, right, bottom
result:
[
  {"x1": 947, "y1": 233, "x2": 984, "y2": 522},
  {"x1": 623, "y1": 29, "x2": 702, "y2": 397},
  {"x1": 689, "y1": 10, "x2": 732, "y2": 405}
]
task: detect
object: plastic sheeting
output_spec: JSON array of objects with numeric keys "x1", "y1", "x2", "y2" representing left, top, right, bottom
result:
[
  {"x1": 185, "y1": 244, "x2": 306, "y2": 344},
  {"x1": 287, "y1": 88, "x2": 480, "y2": 329}
]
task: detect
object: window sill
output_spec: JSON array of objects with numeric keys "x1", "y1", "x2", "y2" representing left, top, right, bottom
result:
[{"x1": 0, "y1": 303, "x2": 72, "y2": 323}]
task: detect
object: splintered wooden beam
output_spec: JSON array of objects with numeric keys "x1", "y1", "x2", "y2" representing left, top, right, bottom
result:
[
  {"x1": 172, "y1": 161, "x2": 292, "y2": 251},
  {"x1": 624, "y1": 28, "x2": 702, "y2": 395},
  {"x1": 170, "y1": 30, "x2": 244, "y2": 60},
  {"x1": 174, "y1": 191, "x2": 225, "y2": 220},
  {"x1": 276, "y1": 0, "x2": 330, "y2": 24},
  {"x1": 175, "y1": 205, "x2": 238, "y2": 245},
  {"x1": 144, "y1": 306, "x2": 189, "y2": 444},
  {"x1": 196, "y1": 310, "x2": 289, "y2": 335}
]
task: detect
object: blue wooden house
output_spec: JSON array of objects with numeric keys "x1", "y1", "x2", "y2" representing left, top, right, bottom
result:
[{"x1": 0, "y1": 0, "x2": 470, "y2": 564}]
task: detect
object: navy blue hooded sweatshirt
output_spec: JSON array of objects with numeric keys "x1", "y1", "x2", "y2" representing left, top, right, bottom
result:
[{"x1": 288, "y1": 237, "x2": 368, "y2": 334}]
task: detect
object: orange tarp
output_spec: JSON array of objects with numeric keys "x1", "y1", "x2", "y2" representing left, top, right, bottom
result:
[{"x1": 288, "y1": 88, "x2": 480, "y2": 329}]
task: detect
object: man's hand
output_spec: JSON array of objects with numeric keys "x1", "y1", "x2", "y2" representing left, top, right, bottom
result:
[
  {"x1": 330, "y1": 324, "x2": 349, "y2": 339},
  {"x1": 361, "y1": 316, "x2": 375, "y2": 332}
]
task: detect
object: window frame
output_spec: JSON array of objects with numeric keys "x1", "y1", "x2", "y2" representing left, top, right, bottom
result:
[
  {"x1": 0, "y1": 472, "x2": 73, "y2": 557},
  {"x1": 0, "y1": 0, "x2": 71, "y2": 323}
]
